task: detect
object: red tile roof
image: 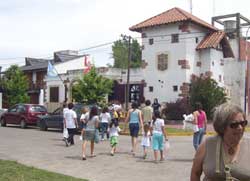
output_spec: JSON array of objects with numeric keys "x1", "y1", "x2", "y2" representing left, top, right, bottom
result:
[
  {"x1": 196, "y1": 31, "x2": 225, "y2": 49},
  {"x1": 129, "y1": 7, "x2": 218, "y2": 32},
  {"x1": 196, "y1": 31, "x2": 234, "y2": 58}
]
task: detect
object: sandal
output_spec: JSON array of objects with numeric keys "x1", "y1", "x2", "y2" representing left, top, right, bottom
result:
[
  {"x1": 90, "y1": 154, "x2": 96, "y2": 158},
  {"x1": 82, "y1": 157, "x2": 86, "y2": 160}
]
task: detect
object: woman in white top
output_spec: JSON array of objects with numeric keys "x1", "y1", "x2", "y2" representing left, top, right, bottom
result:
[
  {"x1": 100, "y1": 107, "x2": 111, "y2": 140},
  {"x1": 151, "y1": 110, "x2": 167, "y2": 162}
]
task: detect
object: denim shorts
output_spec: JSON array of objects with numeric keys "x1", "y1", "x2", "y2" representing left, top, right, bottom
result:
[
  {"x1": 80, "y1": 122, "x2": 87, "y2": 129},
  {"x1": 129, "y1": 123, "x2": 139, "y2": 137}
]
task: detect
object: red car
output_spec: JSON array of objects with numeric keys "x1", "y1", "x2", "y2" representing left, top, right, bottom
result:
[{"x1": 0, "y1": 104, "x2": 47, "y2": 128}]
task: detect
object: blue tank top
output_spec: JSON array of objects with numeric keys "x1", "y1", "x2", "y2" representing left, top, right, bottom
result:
[{"x1": 130, "y1": 109, "x2": 139, "y2": 124}]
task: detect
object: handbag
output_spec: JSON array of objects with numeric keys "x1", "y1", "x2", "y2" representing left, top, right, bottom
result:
[
  {"x1": 63, "y1": 128, "x2": 69, "y2": 138},
  {"x1": 164, "y1": 139, "x2": 170, "y2": 158},
  {"x1": 94, "y1": 129, "x2": 100, "y2": 143},
  {"x1": 193, "y1": 125, "x2": 199, "y2": 133}
]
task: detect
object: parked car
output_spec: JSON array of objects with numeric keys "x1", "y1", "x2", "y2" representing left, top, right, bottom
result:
[
  {"x1": 0, "y1": 104, "x2": 48, "y2": 128},
  {"x1": 37, "y1": 104, "x2": 87, "y2": 131}
]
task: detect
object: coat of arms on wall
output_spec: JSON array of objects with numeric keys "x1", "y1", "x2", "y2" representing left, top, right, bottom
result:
[{"x1": 157, "y1": 53, "x2": 168, "y2": 71}]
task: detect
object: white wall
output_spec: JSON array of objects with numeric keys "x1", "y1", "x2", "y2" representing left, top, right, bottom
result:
[
  {"x1": 54, "y1": 57, "x2": 88, "y2": 74},
  {"x1": 98, "y1": 68, "x2": 143, "y2": 84},
  {"x1": 210, "y1": 49, "x2": 225, "y2": 86},
  {"x1": 141, "y1": 23, "x2": 213, "y2": 103},
  {"x1": 45, "y1": 56, "x2": 89, "y2": 104},
  {"x1": 223, "y1": 58, "x2": 245, "y2": 110}
]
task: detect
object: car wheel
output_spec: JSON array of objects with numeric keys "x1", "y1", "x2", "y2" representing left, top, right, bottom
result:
[
  {"x1": 0, "y1": 118, "x2": 6, "y2": 127},
  {"x1": 20, "y1": 119, "x2": 27, "y2": 129},
  {"x1": 40, "y1": 122, "x2": 48, "y2": 131}
]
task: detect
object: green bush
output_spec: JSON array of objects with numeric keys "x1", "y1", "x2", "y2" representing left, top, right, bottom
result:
[{"x1": 162, "y1": 98, "x2": 192, "y2": 121}]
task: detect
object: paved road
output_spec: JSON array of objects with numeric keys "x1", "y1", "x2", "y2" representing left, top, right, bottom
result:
[{"x1": 4, "y1": 126, "x2": 250, "y2": 181}]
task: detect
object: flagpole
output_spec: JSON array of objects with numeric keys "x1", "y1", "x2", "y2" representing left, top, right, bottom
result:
[
  {"x1": 47, "y1": 60, "x2": 68, "y2": 102},
  {"x1": 48, "y1": 61, "x2": 64, "y2": 83}
]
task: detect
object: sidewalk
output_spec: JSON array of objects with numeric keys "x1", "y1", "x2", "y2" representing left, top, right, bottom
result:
[{"x1": 0, "y1": 126, "x2": 195, "y2": 181}]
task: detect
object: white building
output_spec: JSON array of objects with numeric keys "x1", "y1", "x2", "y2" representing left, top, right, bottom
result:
[{"x1": 130, "y1": 7, "x2": 247, "y2": 110}]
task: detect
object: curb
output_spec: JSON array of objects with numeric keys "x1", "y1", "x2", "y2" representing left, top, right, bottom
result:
[{"x1": 119, "y1": 131, "x2": 216, "y2": 137}]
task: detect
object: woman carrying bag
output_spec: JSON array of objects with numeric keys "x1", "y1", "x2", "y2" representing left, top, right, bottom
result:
[{"x1": 81, "y1": 106, "x2": 99, "y2": 160}]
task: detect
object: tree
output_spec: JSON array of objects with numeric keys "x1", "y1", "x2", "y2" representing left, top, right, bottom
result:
[
  {"x1": 1, "y1": 65, "x2": 29, "y2": 107},
  {"x1": 72, "y1": 67, "x2": 113, "y2": 104},
  {"x1": 112, "y1": 35, "x2": 141, "y2": 68},
  {"x1": 189, "y1": 77, "x2": 228, "y2": 119}
]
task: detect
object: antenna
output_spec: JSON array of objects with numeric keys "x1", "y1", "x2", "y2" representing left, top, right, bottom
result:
[
  {"x1": 212, "y1": 0, "x2": 215, "y2": 16},
  {"x1": 190, "y1": 0, "x2": 193, "y2": 14}
]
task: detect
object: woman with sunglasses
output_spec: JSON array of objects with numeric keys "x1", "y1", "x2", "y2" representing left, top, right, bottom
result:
[{"x1": 191, "y1": 103, "x2": 250, "y2": 181}]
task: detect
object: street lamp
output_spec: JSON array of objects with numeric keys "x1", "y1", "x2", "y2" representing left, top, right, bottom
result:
[{"x1": 244, "y1": 26, "x2": 250, "y2": 113}]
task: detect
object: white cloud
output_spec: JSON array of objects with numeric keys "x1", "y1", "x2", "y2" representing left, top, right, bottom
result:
[{"x1": 0, "y1": 0, "x2": 250, "y2": 69}]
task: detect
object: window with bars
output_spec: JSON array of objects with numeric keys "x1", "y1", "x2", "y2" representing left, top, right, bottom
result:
[
  {"x1": 149, "y1": 38, "x2": 154, "y2": 45},
  {"x1": 157, "y1": 53, "x2": 168, "y2": 71},
  {"x1": 173, "y1": 85, "x2": 178, "y2": 92},
  {"x1": 171, "y1": 34, "x2": 179, "y2": 43}
]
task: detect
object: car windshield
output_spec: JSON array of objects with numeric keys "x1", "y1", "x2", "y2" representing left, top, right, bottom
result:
[{"x1": 30, "y1": 105, "x2": 47, "y2": 113}]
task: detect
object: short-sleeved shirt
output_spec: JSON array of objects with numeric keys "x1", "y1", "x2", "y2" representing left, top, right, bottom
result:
[
  {"x1": 141, "y1": 106, "x2": 153, "y2": 123},
  {"x1": 63, "y1": 108, "x2": 69, "y2": 117},
  {"x1": 151, "y1": 118, "x2": 164, "y2": 135},
  {"x1": 109, "y1": 126, "x2": 121, "y2": 137},
  {"x1": 100, "y1": 112, "x2": 111, "y2": 123},
  {"x1": 152, "y1": 103, "x2": 161, "y2": 113},
  {"x1": 86, "y1": 115, "x2": 99, "y2": 130},
  {"x1": 64, "y1": 109, "x2": 77, "y2": 129},
  {"x1": 80, "y1": 112, "x2": 89, "y2": 121}
]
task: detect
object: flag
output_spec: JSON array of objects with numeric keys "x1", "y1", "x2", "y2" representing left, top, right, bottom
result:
[
  {"x1": 83, "y1": 55, "x2": 92, "y2": 74},
  {"x1": 47, "y1": 61, "x2": 58, "y2": 78}
]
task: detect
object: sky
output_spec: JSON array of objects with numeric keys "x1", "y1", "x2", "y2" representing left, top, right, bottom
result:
[{"x1": 0, "y1": 0, "x2": 250, "y2": 70}]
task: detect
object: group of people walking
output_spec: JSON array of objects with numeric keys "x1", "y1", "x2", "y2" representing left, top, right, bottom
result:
[
  {"x1": 62, "y1": 100, "x2": 250, "y2": 180},
  {"x1": 63, "y1": 98, "x2": 168, "y2": 162}
]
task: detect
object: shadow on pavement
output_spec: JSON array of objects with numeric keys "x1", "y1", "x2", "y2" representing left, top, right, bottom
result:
[{"x1": 168, "y1": 158, "x2": 193, "y2": 162}]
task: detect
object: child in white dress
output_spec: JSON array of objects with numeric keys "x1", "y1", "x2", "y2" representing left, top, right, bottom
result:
[{"x1": 141, "y1": 124, "x2": 151, "y2": 159}]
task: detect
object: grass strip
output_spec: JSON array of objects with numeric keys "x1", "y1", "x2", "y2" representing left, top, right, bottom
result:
[{"x1": 0, "y1": 160, "x2": 87, "y2": 181}]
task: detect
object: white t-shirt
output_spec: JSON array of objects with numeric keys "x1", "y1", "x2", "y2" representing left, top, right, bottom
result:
[
  {"x1": 100, "y1": 112, "x2": 111, "y2": 123},
  {"x1": 151, "y1": 118, "x2": 165, "y2": 135},
  {"x1": 109, "y1": 126, "x2": 121, "y2": 137},
  {"x1": 86, "y1": 115, "x2": 99, "y2": 130},
  {"x1": 64, "y1": 109, "x2": 77, "y2": 129},
  {"x1": 80, "y1": 112, "x2": 89, "y2": 122},
  {"x1": 63, "y1": 108, "x2": 69, "y2": 117}
]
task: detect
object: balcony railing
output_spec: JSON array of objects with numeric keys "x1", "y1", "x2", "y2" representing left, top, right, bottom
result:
[{"x1": 28, "y1": 82, "x2": 45, "y2": 90}]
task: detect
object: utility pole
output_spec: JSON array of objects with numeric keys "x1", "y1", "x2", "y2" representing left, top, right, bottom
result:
[
  {"x1": 125, "y1": 36, "x2": 132, "y2": 111},
  {"x1": 244, "y1": 26, "x2": 250, "y2": 114}
]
